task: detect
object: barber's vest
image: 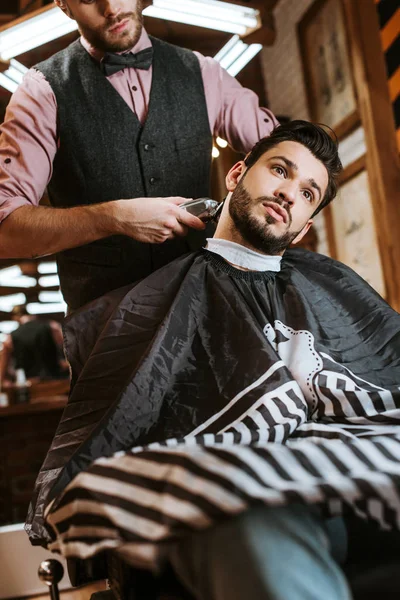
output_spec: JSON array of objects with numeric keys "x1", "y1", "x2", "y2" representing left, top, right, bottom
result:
[{"x1": 36, "y1": 36, "x2": 213, "y2": 310}]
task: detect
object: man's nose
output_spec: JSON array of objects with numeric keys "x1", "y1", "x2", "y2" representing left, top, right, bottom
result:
[
  {"x1": 274, "y1": 183, "x2": 296, "y2": 207},
  {"x1": 102, "y1": 0, "x2": 121, "y2": 18}
]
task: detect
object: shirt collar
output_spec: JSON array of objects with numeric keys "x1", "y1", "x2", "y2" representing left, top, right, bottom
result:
[
  {"x1": 80, "y1": 27, "x2": 152, "y2": 62},
  {"x1": 205, "y1": 238, "x2": 282, "y2": 272}
]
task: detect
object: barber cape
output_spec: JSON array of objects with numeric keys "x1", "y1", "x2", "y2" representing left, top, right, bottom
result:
[{"x1": 26, "y1": 248, "x2": 400, "y2": 571}]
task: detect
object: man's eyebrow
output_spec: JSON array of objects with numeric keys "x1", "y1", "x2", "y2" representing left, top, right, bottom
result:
[
  {"x1": 268, "y1": 155, "x2": 322, "y2": 201},
  {"x1": 307, "y1": 178, "x2": 322, "y2": 202},
  {"x1": 269, "y1": 156, "x2": 298, "y2": 171}
]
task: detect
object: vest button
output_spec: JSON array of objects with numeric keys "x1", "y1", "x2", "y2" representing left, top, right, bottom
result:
[
  {"x1": 144, "y1": 144, "x2": 150, "y2": 151},
  {"x1": 149, "y1": 177, "x2": 156, "y2": 184}
]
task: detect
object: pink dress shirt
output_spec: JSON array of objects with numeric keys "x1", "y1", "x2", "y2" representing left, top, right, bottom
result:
[{"x1": 0, "y1": 29, "x2": 278, "y2": 222}]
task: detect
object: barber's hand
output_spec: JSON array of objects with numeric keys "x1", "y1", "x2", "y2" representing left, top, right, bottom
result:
[{"x1": 112, "y1": 197, "x2": 206, "y2": 243}]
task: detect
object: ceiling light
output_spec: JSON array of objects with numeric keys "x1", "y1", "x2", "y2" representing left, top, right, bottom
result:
[
  {"x1": 0, "y1": 2, "x2": 263, "y2": 93},
  {"x1": 6, "y1": 59, "x2": 28, "y2": 82},
  {"x1": 216, "y1": 137, "x2": 228, "y2": 148},
  {"x1": 212, "y1": 146, "x2": 220, "y2": 158},
  {"x1": 6, "y1": 274, "x2": 37, "y2": 288},
  {"x1": 38, "y1": 274, "x2": 60, "y2": 288},
  {"x1": 27, "y1": 301, "x2": 67, "y2": 315},
  {"x1": 227, "y1": 44, "x2": 262, "y2": 77},
  {"x1": 0, "y1": 265, "x2": 36, "y2": 288},
  {"x1": 0, "y1": 266, "x2": 21, "y2": 280},
  {"x1": 0, "y1": 7, "x2": 78, "y2": 61},
  {"x1": 0, "y1": 2, "x2": 259, "y2": 63},
  {"x1": 0, "y1": 59, "x2": 28, "y2": 92},
  {"x1": 0, "y1": 73, "x2": 17, "y2": 93},
  {"x1": 143, "y1": 0, "x2": 259, "y2": 35},
  {"x1": 0, "y1": 293, "x2": 26, "y2": 312},
  {"x1": 154, "y1": 0, "x2": 259, "y2": 28},
  {"x1": 37, "y1": 261, "x2": 58, "y2": 274},
  {"x1": 0, "y1": 321, "x2": 19, "y2": 334},
  {"x1": 38, "y1": 291, "x2": 63, "y2": 303},
  {"x1": 214, "y1": 35, "x2": 245, "y2": 68},
  {"x1": 214, "y1": 35, "x2": 262, "y2": 76}
]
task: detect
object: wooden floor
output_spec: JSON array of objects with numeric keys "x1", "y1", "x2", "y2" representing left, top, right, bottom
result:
[{"x1": 21, "y1": 580, "x2": 107, "y2": 600}]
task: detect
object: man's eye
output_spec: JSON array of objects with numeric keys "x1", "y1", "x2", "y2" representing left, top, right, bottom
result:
[
  {"x1": 273, "y1": 165, "x2": 286, "y2": 176},
  {"x1": 303, "y1": 190, "x2": 313, "y2": 202}
]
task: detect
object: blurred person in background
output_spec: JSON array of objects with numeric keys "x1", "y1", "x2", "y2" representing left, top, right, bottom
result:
[{"x1": 0, "y1": 305, "x2": 69, "y2": 386}]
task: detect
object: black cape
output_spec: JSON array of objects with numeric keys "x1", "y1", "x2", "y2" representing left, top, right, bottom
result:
[{"x1": 26, "y1": 249, "x2": 400, "y2": 570}]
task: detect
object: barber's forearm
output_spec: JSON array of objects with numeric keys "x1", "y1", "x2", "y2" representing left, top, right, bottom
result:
[
  {"x1": 0, "y1": 203, "x2": 116, "y2": 259},
  {"x1": 0, "y1": 196, "x2": 205, "y2": 259}
]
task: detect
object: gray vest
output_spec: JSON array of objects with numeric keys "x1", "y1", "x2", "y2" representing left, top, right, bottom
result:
[{"x1": 35, "y1": 37, "x2": 213, "y2": 309}]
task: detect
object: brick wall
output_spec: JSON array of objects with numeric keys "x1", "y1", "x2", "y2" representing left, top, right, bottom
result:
[{"x1": 260, "y1": 0, "x2": 330, "y2": 256}]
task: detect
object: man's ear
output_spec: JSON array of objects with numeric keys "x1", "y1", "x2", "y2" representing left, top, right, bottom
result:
[
  {"x1": 291, "y1": 220, "x2": 313, "y2": 245},
  {"x1": 225, "y1": 161, "x2": 246, "y2": 193},
  {"x1": 54, "y1": 0, "x2": 73, "y2": 19}
]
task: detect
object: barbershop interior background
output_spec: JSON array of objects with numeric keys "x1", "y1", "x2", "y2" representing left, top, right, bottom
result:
[{"x1": 0, "y1": 0, "x2": 398, "y2": 597}]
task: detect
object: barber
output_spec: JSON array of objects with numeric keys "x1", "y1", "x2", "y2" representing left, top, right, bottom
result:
[{"x1": 0, "y1": 0, "x2": 278, "y2": 310}]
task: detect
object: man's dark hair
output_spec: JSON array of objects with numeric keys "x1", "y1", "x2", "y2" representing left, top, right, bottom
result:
[{"x1": 244, "y1": 120, "x2": 343, "y2": 216}]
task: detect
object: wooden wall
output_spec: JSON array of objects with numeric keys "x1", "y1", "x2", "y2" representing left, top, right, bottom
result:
[{"x1": 375, "y1": 0, "x2": 400, "y2": 151}]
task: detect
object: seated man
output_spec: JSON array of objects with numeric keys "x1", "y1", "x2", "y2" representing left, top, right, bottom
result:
[{"x1": 26, "y1": 121, "x2": 400, "y2": 600}]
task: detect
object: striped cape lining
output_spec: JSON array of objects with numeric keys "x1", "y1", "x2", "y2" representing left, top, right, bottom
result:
[
  {"x1": 45, "y1": 356, "x2": 400, "y2": 570},
  {"x1": 46, "y1": 435, "x2": 400, "y2": 570}
]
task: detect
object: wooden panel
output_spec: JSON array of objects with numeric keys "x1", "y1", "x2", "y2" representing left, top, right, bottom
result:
[
  {"x1": 298, "y1": 0, "x2": 359, "y2": 140},
  {"x1": 18, "y1": 0, "x2": 44, "y2": 14},
  {"x1": 342, "y1": 0, "x2": 400, "y2": 311},
  {"x1": 0, "y1": 14, "x2": 15, "y2": 24},
  {"x1": 375, "y1": 0, "x2": 400, "y2": 150},
  {"x1": 0, "y1": 397, "x2": 67, "y2": 524},
  {"x1": 332, "y1": 169, "x2": 386, "y2": 297},
  {"x1": 0, "y1": 1, "x2": 18, "y2": 13},
  {"x1": 324, "y1": 203, "x2": 338, "y2": 259}
]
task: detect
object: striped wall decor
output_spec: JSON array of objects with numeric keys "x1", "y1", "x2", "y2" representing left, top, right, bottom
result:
[{"x1": 375, "y1": 0, "x2": 400, "y2": 150}]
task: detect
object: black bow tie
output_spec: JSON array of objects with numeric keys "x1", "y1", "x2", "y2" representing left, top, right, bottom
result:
[{"x1": 101, "y1": 47, "x2": 153, "y2": 76}]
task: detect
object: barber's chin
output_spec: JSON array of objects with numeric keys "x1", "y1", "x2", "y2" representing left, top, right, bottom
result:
[{"x1": 106, "y1": 24, "x2": 141, "y2": 50}]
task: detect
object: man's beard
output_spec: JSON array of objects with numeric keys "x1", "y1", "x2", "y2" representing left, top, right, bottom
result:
[
  {"x1": 228, "y1": 178, "x2": 303, "y2": 255},
  {"x1": 77, "y1": 2, "x2": 143, "y2": 52}
]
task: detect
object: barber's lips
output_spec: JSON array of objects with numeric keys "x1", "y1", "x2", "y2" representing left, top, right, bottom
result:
[
  {"x1": 108, "y1": 18, "x2": 130, "y2": 33},
  {"x1": 262, "y1": 202, "x2": 288, "y2": 223}
]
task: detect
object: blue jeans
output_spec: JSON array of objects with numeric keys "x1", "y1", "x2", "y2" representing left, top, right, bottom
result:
[{"x1": 166, "y1": 504, "x2": 352, "y2": 600}]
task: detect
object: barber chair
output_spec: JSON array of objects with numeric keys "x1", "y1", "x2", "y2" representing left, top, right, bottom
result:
[
  {"x1": 38, "y1": 552, "x2": 400, "y2": 600},
  {"x1": 38, "y1": 518, "x2": 400, "y2": 600},
  {"x1": 38, "y1": 555, "x2": 192, "y2": 600}
]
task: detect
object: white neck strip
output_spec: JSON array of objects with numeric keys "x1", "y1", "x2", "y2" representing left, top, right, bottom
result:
[{"x1": 205, "y1": 239, "x2": 282, "y2": 272}]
